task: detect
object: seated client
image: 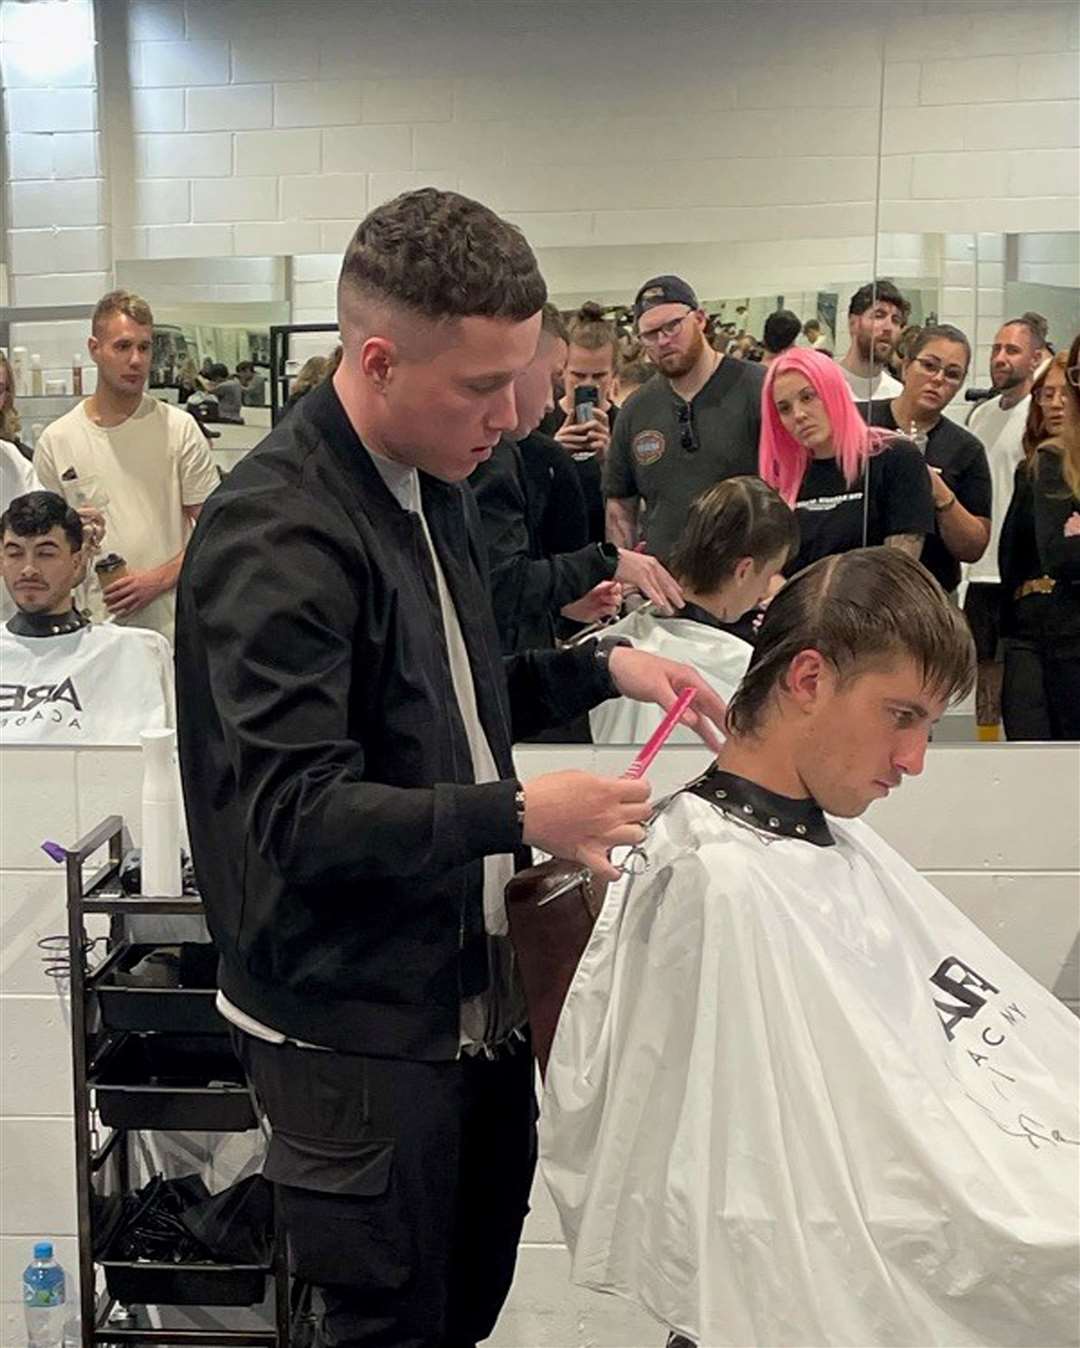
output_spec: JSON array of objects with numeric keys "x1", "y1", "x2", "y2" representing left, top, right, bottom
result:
[
  {"x1": 1, "y1": 491, "x2": 173, "y2": 744},
  {"x1": 542, "y1": 547, "x2": 1078, "y2": 1348},
  {"x1": 589, "y1": 476, "x2": 797, "y2": 744}
]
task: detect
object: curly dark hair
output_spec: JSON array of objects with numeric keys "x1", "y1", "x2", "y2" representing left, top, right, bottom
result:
[
  {"x1": 0, "y1": 491, "x2": 83, "y2": 551},
  {"x1": 338, "y1": 188, "x2": 546, "y2": 325}
]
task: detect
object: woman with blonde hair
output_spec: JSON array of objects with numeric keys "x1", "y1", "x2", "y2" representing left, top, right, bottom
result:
[
  {"x1": 759, "y1": 347, "x2": 933, "y2": 577},
  {"x1": 998, "y1": 337, "x2": 1080, "y2": 738},
  {"x1": 282, "y1": 354, "x2": 328, "y2": 412}
]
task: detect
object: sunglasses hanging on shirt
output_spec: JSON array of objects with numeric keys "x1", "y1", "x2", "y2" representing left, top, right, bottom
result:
[{"x1": 676, "y1": 401, "x2": 698, "y2": 452}]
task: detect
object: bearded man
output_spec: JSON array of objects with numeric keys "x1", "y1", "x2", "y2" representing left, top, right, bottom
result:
[{"x1": 604, "y1": 275, "x2": 763, "y2": 563}]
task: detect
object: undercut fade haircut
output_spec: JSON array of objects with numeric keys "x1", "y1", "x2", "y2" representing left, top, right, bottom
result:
[
  {"x1": 540, "y1": 302, "x2": 569, "y2": 344},
  {"x1": 92, "y1": 289, "x2": 154, "y2": 337},
  {"x1": 337, "y1": 188, "x2": 547, "y2": 328},
  {"x1": 667, "y1": 477, "x2": 798, "y2": 594},
  {"x1": 907, "y1": 323, "x2": 972, "y2": 369},
  {"x1": 848, "y1": 279, "x2": 911, "y2": 323},
  {"x1": 0, "y1": 490, "x2": 83, "y2": 552},
  {"x1": 725, "y1": 547, "x2": 975, "y2": 737},
  {"x1": 566, "y1": 301, "x2": 619, "y2": 357}
]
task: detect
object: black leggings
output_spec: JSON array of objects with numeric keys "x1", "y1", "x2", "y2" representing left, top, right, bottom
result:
[{"x1": 1002, "y1": 594, "x2": 1080, "y2": 740}]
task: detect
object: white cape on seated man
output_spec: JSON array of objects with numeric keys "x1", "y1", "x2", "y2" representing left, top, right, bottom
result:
[
  {"x1": 542, "y1": 547, "x2": 1079, "y2": 1348},
  {"x1": 1, "y1": 491, "x2": 173, "y2": 745},
  {"x1": 590, "y1": 477, "x2": 797, "y2": 745}
]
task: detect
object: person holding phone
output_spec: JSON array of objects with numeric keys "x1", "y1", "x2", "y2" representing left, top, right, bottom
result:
[{"x1": 539, "y1": 301, "x2": 621, "y2": 543}]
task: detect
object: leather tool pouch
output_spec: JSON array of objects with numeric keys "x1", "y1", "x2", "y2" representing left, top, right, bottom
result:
[{"x1": 505, "y1": 858, "x2": 601, "y2": 1077}]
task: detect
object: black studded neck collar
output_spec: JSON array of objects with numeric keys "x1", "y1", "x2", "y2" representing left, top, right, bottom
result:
[
  {"x1": 684, "y1": 767, "x2": 835, "y2": 847},
  {"x1": 668, "y1": 599, "x2": 729, "y2": 631},
  {"x1": 6, "y1": 608, "x2": 90, "y2": 639}
]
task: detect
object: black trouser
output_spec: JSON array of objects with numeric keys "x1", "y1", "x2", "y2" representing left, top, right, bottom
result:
[
  {"x1": 233, "y1": 1029, "x2": 537, "y2": 1348},
  {"x1": 1002, "y1": 593, "x2": 1080, "y2": 740}
]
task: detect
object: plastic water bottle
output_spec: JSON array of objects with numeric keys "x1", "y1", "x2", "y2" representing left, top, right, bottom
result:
[{"x1": 23, "y1": 1242, "x2": 66, "y2": 1348}]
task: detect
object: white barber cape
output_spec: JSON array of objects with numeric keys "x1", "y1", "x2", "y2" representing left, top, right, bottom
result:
[
  {"x1": 589, "y1": 604, "x2": 752, "y2": 744},
  {"x1": 1, "y1": 619, "x2": 174, "y2": 744},
  {"x1": 541, "y1": 773, "x2": 1079, "y2": 1348}
]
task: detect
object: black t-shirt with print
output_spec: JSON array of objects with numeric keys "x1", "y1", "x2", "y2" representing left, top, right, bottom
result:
[
  {"x1": 860, "y1": 399, "x2": 993, "y2": 592},
  {"x1": 784, "y1": 437, "x2": 935, "y2": 578},
  {"x1": 604, "y1": 360, "x2": 763, "y2": 562}
]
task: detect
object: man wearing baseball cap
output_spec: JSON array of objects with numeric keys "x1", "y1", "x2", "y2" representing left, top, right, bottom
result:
[{"x1": 604, "y1": 275, "x2": 764, "y2": 563}]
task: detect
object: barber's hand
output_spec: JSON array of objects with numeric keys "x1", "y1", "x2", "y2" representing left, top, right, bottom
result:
[
  {"x1": 522, "y1": 770, "x2": 651, "y2": 882},
  {"x1": 561, "y1": 579, "x2": 623, "y2": 625},
  {"x1": 76, "y1": 506, "x2": 106, "y2": 553},
  {"x1": 614, "y1": 547, "x2": 684, "y2": 614},
  {"x1": 607, "y1": 646, "x2": 726, "y2": 754},
  {"x1": 103, "y1": 568, "x2": 165, "y2": 619},
  {"x1": 1064, "y1": 511, "x2": 1080, "y2": 538}
]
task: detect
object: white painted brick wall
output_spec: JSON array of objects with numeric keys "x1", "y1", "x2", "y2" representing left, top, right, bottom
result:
[{"x1": 3, "y1": 0, "x2": 1074, "y2": 296}]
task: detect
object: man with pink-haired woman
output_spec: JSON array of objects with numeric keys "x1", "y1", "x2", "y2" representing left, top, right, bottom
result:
[{"x1": 759, "y1": 348, "x2": 934, "y2": 578}]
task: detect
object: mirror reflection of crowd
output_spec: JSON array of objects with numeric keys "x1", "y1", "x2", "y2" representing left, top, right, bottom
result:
[
  {"x1": 1, "y1": 261, "x2": 1078, "y2": 747},
  {"x1": 1, "y1": 192, "x2": 1077, "y2": 1348}
]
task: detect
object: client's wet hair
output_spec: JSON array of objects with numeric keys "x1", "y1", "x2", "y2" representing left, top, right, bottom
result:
[
  {"x1": 666, "y1": 477, "x2": 798, "y2": 594},
  {"x1": 725, "y1": 547, "x2": 975, "y2": 736}
]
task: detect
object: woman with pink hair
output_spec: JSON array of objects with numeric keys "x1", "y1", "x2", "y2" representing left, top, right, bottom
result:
[{"x1": 760, "y1": 348, "x2": 934, "y2": 577}]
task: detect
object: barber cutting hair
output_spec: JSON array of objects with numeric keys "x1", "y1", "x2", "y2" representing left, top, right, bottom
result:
[{"x1": 175, "y1": 188, "x2": 725, "y2": 1348}]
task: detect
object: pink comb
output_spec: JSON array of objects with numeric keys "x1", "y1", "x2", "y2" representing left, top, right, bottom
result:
[{"x1": 623, "y1": 688, "x2": 697, "y2": 780}]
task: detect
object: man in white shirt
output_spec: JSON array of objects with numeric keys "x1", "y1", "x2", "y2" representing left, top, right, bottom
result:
[
  {"x1": 33, "y1": 290, "x2": 220, "y2": 644},
  {"x1": 1, "y1": 490, "x2": 173, "y2": 744},
  {"x1": 963, "y1": 315, "x2": 1047, "y2": 736},
  {"x1": 837, "y1": 279, "x2": 909, "y2": 401}
]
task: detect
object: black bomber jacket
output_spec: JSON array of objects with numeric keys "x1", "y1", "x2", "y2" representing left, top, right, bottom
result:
[{"x1": 175, "y1": 379, "x2": 615, "y2": 1060}]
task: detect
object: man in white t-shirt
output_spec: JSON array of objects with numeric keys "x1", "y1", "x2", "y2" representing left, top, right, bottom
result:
[
  {"x1": 33, "y1": 290, "x2": 220, "y2": 644},
  {"x1": 1, "y1": 490, "x2": 173, "y2": 744},
  {"x1": 837, "y1": 279, "x2": 909, "y2": 402},
  {"x1": 963, "y1": 315, "x2": 1047, "y2": 735}
]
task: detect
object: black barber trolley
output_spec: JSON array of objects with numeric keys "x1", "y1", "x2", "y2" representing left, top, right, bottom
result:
[{"x1": 63, "y1": 815, "x2": 290, "y2": 1346}]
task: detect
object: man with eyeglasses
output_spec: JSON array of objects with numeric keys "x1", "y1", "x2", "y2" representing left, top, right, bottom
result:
[
  {"x1": 604, "y1": 275, "x2": 762, "y2": 566},
  {"x1": 860, "y1": 324, "x2": 992, "y2": 596},
  {"x1": 963, "y1": 315, "x2": 1048, "y2": 736}
]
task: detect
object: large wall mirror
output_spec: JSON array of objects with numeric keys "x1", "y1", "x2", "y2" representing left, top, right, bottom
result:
[
  {"x1": 90, "y1": 21, "x2": 1077, "y2": 746},
  {"x1": 113, "y1": 256, "x2": 289, "y2": 467}
]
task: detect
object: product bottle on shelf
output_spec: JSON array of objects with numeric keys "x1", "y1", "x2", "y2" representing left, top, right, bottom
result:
[
  {"x1": 30, "y1": 354, "x2": 44, "y2": 396},
  {"x1": 11, "y1": 346, "x2": 28, "y2": 396},
  {"x1": 72, "y1": 354, "x2": 83, "y2": 397},
  {"x1": 22, "y1": 1241, "x2": 66, "y2": 1348}
]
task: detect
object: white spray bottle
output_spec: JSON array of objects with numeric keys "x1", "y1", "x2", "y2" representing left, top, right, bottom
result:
[{"x1": 140, "y1": 728, "x2": 182, "y2": 897}]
